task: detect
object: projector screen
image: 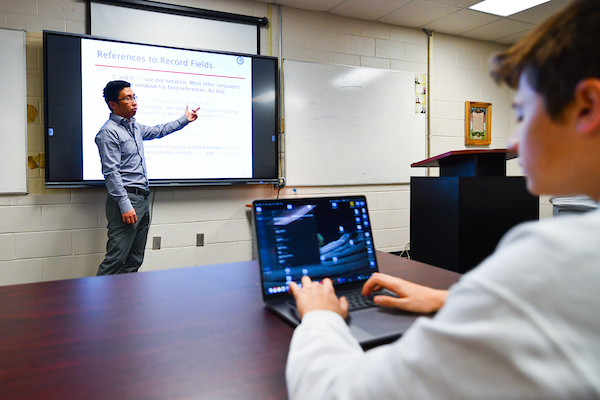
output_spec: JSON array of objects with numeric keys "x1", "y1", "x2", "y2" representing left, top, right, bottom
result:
[
  {"x1": 90, "y1": 2, "x2": 259, "y2": 55},
  {"x1": 44, "y1": 31, "x2": 279, "y2": 188}
]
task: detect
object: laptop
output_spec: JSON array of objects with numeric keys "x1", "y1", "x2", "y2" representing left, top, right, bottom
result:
[{"x1": 252, "y1": 195, "x2": 425, "y2": 347}]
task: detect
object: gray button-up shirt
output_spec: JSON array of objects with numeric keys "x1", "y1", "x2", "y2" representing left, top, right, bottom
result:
[{"x1": 95, "y1": 113, "x2": 189, "y2": 213}]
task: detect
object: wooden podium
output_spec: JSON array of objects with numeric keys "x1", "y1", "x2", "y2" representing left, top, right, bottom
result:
[{"x1": 410, "y1": 150, "x2": 539, "y2": 274}]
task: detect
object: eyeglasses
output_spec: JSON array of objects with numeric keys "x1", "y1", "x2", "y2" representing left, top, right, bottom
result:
[{"x1": 117, "y1": 94, "x2": 137, "y2": 103}]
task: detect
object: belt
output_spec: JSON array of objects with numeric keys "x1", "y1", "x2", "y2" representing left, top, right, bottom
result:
[{"x1": 125, "y1": 187, "x2": 150, "y2": 197}]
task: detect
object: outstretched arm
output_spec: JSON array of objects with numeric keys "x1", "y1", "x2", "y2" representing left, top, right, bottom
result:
[{"x1": 362, "y1": 272, "x2": 447, "y2": 314}]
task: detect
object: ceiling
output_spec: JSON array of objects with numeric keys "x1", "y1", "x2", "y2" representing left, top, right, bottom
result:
[{"x1": 253, "y1": 0, "x2": 573, "y2": 44}]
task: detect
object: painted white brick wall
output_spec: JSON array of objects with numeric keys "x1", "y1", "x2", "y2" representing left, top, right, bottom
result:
[
  {"x1": 43, "y1": 254, "x2": 102, "y2": 280},
  {"x1": 42, "y1": 204, "x2": 99, "y2": 230},
  {"x1": 0, "y1": 206, "x2": 42, "y2": 233},
  {"x1": 1, "y1": 0, "x2": 38, "y2": 15},
  {"x1": 0, "y1": 234, "x2": 14, "y2": 261},
  {"x1": 73, "y1": 228, "x2": 106, "y2": 255},
  {"x1": 0, "y1": 0, "x2": 547, "y2": 287},
  {"x1": 374, "y1": 227, "x2": 410, "y2": 250},
  {"x1": 375, "y1": 39, "x2": 404, "y2": 59},
  {"x1": 14, "y1": 230, "x2": 72, "y2": 258}
]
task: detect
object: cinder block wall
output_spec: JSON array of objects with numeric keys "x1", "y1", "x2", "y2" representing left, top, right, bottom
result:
[{"x1": 0, "y1": 0, "x2": 550, "y2": 286}]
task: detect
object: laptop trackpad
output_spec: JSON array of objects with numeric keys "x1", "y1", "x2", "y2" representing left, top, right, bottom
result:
[{"x1": 348, "y1": 308, "x2": 421, "y2": 343}]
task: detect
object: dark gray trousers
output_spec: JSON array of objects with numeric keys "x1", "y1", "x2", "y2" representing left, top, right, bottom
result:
[{"x1": 97, "y1": 193, "x2": 150, "y2": 275}]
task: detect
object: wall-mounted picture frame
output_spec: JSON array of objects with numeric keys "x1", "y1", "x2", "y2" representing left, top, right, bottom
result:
[{"x1": 465, "y1": 101, "x2": 491, "y2": 145}]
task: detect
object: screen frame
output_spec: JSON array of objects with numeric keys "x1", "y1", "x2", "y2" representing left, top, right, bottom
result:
[
  {"x1": 43, "y1": 30, "x2": 280, "y2": 188},
  {"x1": 253, "y1": 195, "x2": 378, "y2": 301}
]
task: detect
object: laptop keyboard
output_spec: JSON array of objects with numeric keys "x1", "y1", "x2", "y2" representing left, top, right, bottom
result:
[
  {"x1": 344, "y1": 291, "x2": 377, "y2": 311},
  {"x1": 287, "y1": 289, "x2": 397, "y2": 312}
]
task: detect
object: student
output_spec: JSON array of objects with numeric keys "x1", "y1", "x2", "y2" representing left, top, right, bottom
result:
[
  {"x1": 286, "y1": 0, "x2": 600, "y2": 398},
  {"x1": 95, "y1": 80, "x2": 200, "y2": 275}
]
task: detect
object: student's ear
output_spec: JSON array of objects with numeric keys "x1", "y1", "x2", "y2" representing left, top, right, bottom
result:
[
  {"x1": 108, "y1": 100, "x2": 117, "y2": 112},
  {"x1": 573, "y1": 78, "x2": 600, "y2": 135}
]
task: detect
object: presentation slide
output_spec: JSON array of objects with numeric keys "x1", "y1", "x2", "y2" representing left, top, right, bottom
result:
[{"x1": 81, "y1": 38, "x2": 253, "y2": 181}]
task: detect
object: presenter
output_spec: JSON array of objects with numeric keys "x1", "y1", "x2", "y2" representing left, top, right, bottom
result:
[
  {"x1": 95, "y1": 80, "x2": 199, "y2": 275},
  {"x1": 286, "y1": 0, "x2": 600, "y2": 398}
]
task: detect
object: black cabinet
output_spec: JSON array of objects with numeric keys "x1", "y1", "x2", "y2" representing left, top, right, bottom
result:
[{"x1": 410, "y1": 150, "x2": 539, "y2": 274}]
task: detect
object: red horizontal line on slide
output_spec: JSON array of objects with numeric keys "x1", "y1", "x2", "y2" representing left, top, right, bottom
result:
[{"x1": 95, "y1": 64, "x2": 246, "y2": 79}]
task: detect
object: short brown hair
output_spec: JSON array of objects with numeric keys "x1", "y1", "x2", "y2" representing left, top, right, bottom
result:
[{"x1": 489, "y1": 0, "x2": 600, "y2": 119}]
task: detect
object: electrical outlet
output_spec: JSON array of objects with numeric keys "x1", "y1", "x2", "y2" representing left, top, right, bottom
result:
[
  {"x1": 196, "y1": 233, "x2": 204, "y2": 247},
  {"x1": 152, "y1": 236, "x2": 161, "y2": 250}
]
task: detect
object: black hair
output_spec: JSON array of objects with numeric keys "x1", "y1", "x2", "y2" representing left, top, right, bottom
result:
[{"x1": 103, "y1": 80, "x2": 131, "y2": 111}]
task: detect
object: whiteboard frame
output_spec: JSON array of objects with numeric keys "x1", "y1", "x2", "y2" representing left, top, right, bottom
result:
[{"x1": 0, "y1": 28, "x2": 28, "y2": 195}]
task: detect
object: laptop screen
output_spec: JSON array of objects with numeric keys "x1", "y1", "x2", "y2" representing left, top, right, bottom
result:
[{"x1": 253, "y1": 196, "x2": 378, "y2": 298}]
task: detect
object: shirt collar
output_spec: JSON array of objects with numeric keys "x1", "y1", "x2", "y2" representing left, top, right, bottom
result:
[
  {"x1": 109, "y1": 113, "x2": 136, "y2": 125},
  {"x1": 109, "y1": 113, "x2": 136, "y2": 130}
]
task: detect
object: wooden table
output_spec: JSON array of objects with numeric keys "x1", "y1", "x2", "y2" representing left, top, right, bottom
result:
[{"x1": 0, "y1": 252, "x2": 461, "y2": 400}]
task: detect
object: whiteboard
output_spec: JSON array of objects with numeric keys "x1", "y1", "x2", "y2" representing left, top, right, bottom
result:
[
  {"x1": 283, "y1": 60, "x2": 427, "y2": 186},
  {"x1": 90, "y1": 3, "x2": 258, "y2": 54},
  {"x1": 0, "y1": 28, "x2": 27, "y2": 194}
]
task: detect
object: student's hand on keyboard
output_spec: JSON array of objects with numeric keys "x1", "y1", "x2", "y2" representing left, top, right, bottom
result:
[
  {"x1": 289, "y1": 276, "x2": 349, "y2": 319},
  {"x1": 361, "y1": 272, "x2": 448, "y2": 314}
]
